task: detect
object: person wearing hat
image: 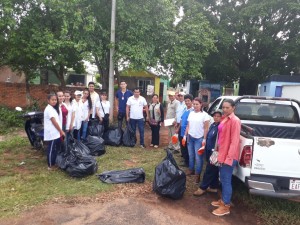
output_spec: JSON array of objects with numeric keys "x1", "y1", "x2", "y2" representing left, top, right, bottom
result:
[
  {"x1": 193, "y1": 109, "x2": 222, "y2": 196},
  {"x1": 69, "y1": 90, "x2": 84, "y2": 140},
  {"x1": 165, "y1": 90, "x2": 179, "y2": 149}
]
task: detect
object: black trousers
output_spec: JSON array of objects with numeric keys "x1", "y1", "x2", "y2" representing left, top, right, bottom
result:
[
  {"x1": 150, "y1": 124, "x2": 160, "y2": 145},
  {"x1": 117, "y1": 112, "x2": 126, "y2": 128},
  {"x1": 199, "y1": 149, "x2": 219, "y2": 189},
  {"x1": 179, "y1": 134, "x2": 189, "y2": 166}
]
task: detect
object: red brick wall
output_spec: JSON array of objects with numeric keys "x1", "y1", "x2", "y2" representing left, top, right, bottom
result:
[{"x1": 0, "y1": 82, "x2": 86, "y2": 110}]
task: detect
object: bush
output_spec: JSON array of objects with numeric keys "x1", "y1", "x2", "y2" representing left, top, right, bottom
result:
[{"x1": 0, "y1": 106, "x2": 24, "y2": 134}]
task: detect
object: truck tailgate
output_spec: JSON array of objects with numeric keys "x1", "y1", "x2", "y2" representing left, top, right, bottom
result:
[{"x1": 251, "y1": 137, "x2": 300, "y2": 178}]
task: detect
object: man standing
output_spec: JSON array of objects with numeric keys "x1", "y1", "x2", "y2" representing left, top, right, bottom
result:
[
  {"x1": 115, "y1": 81, "x2": 133, "y2": 128},
  {"x1": 165, "y1": 91, "x2": 179, "y2": 149},
  {"x1": 175, "y1": 91, "x2": 186, "y2": 153},
  {"x1": 177, "y1": 94, "x2": 194, "y2": 167},
  {"x1": 126, "y1": 87, "x2": 149, "y2": 148},
  {"x1": 88, "y1": 82, "x2": 100, "y2": 120}
]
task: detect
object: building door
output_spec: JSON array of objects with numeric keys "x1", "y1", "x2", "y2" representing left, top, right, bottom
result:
[{"x1": 275, "y1": 86, "x2": 282, "y2": 97}]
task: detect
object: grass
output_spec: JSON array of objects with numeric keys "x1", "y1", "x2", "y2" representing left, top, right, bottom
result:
[
  {"x1": 0, "y1": 134, "x2": 166, "y2": 218},
  {"x1": 232, "y1": 177, "x2": 300, "y2": 225},
  {"x1": 0, "y1": 133, "x2": 300, "y2": 224}
]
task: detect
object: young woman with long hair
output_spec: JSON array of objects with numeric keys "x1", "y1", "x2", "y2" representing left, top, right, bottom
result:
[{"x1": 81, "y1": 88, "x2": 92, "y2": 140}]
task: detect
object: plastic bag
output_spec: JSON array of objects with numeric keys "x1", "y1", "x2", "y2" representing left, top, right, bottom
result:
[
  {"x1": 153, "y1": 149, "x2": 186, "y2": 199},
  {"x1": 56, "y1": 136, "x2": 98, "y2": 178},
  {"x1": 103, "y1": 127, "x2": 123, "y2": 146},
  {"x1": 88, "y1": 122, "x2": 104, "y2": 137},
  {"x1": 97, "y1": 168, "x2": 145, "y2": 184},
  {"x1": 83, "y1": 135, "x2": 106, "y2": 156},
  {"x1": 122, "y1": 123, "x2": 136, "y2": 147}
]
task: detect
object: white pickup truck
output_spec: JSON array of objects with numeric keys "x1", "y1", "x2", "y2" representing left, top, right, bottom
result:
[{"x1": 208, "y1": 96, "x2": 300, "y2": 200}]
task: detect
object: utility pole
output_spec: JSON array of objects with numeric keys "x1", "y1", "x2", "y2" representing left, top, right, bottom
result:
[{"x1": 108, "y1": 0, "x2": 116, "y2": 122}]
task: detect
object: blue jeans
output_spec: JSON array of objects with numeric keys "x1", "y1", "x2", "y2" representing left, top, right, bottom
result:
[
  {"x1": 130, "y1": 118, "x2": 144, "y2": 146},
  {"x1": 81, "y1": 121, "x2": 89, "y2": 140},
  {"x1": 219, "y1": 160, "x2": 238, "y2": 205},
  {"x1": 187, "y1": 135, "x2": 204, "y2": 174}
]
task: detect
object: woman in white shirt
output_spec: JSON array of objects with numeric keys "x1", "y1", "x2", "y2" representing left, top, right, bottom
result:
[
  {"x1": 69, "y1": 90, "x2": 83, "y2": 140},
  {"x1": 81, "y1": 88, "x2": 92, "y2": 140},
  {"x1": 63, "y1": 90, "x2": 73, "y2": 145},
  {"x1": 96, "y1": 91, "x2": 110, "y2": 131},
  {"x1": 184, "y1": 97, "x2": 210, "y2": 184},
  {"x1": 44, "y1": 93, "x2": 65, "y2": 170}
]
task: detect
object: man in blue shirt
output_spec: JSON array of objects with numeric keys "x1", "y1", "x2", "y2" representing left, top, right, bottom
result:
[
  {"x1": 115, "y1": 81, "x2": 133, "y2": 128},
  {"x1": 177, "y1": 94, "x2": 193, "y2": 167}
]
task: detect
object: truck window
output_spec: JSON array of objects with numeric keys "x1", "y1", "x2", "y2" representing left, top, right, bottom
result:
[
  {"x1": 207, "y1": 98, "x2": 222, "y2": 115},
  {"x1": 235, "y1": 102, "x2": 300, "y2": 123}
]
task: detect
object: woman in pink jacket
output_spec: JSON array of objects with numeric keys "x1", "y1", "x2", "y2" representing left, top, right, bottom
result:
[{"x1": 211, "y1": 99, "x2": 241, "y2": 216}]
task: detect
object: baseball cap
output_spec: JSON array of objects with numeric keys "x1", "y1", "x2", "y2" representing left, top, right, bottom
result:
[
  {"x1": 178, "y1": 92, "x2": 186, "y2": 96},
  {"x1": 212, "y1": 109, "x2": 222, "y2": 116},
  {"x1": 74, "y1": 90, "x2": 83, "y2": 96}
]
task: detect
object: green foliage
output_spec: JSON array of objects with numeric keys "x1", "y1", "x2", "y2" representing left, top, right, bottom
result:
[
  {"x1": 198, "y1": 0, "x2": 300, "y2": 94},
  {"x1": 0, "y1": 107, "x2": 23, "y2": 134}
]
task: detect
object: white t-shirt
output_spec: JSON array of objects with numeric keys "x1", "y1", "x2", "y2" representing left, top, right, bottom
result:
[
  {"x1": 126, "y1": 96, "x2": 147, "y2": 119},
  {"x1": 96, "y1": 100, "x2": 110, "y2": 118},
  {"x1": 72, "y1": 100, "x2": 83, "y2": 130},
  {"x1": 65, "y1": 102, "x2": 72, "y2": 131},
  {"x1": 44, "y1": 104, "x2": 61, "y2": 141},
  {"x1": 187, "y1": 111, "x2": 210, "y2": 138},
  {"x1": 82, "y1": 100, "x2": 90, "y2": 121},
  {"x1": 90, "y1": 92, "x2": 100, "y2": 118}
]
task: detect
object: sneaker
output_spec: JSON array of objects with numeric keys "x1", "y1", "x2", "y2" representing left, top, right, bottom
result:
[
  {"x1": 212, "y1": 204, "x2": 230, "y2": 216},
  {"x1": 150, "y1": 144, "x2": 154, "y2": 147},
  {"x1": 207, "y1": 187, "x2": 218, "y2": 193},
  {"x1": 211, "y1": 199, "x2": 222, "y2": 207},
  {"x1": 193, "y1": 188, "x2": 206, "y2": 196},
  {"x1": 154, "y1": 145, "x2": 158, "y2": 148},
  {"x1": 140, "y1": 145, "x2": 146, "y2": 149}
]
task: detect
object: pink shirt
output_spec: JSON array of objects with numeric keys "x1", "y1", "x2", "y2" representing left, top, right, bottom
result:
[{"x1": 217, "y1": 113, "x2": 241, "y2": 166}]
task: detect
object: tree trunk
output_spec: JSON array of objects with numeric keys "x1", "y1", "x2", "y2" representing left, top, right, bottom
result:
[
  {"x1": 57, "y1": 65, "x2": 66, "y2": 88},
  {"x1": 25, "y1": 75, "x2": 31, "y2": 107},
  {"x1": 40, "y1": 69, "x2": 49, "y2": 85}
]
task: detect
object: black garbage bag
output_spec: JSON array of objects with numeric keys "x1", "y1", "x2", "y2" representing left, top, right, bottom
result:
[
  {"x1": 97, "y1": 168, "x2": 145, "y2": 184},
  {"x1": 66, "y1": 154, "x2": 98, "y2": 178},
  {"x1": 83, "y1": 135, "x2": 106, "y2": 156},
  {"x1": 103, "y1": 127, "x2": 123, "y2": 146},
  {"x1": 122, "y1": 123, "x2": 136, "y2": 147},
  {"x1": 153, "y1": 149, "x2": 186, "y2": 199},
  {"x1": 56, "y1": 136, "x2": 98, "y2": 178},
  {"x1": 88, "y1": 122, "x2": 104, "y2": 137}
]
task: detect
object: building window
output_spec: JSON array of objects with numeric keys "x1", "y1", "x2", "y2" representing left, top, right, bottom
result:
[
  {"x1": 138, "y1": 79, "x2": 152, "y2": 95},
  {"x1": 264, "y1": 86, "x2": 266, "y2": 92}
]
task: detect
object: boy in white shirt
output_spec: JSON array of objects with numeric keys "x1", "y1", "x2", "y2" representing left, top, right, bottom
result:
[{"x1": 126, "y1": 88, "x2": 149, "y2": 148}]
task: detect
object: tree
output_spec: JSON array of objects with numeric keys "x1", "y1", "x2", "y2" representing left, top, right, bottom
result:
[
  {"x1": 1, "y1": 0, "x2": 86, "y2": 87},
  {"x1": 198, "y1": 0, "x2": 300, "y2": 94}
]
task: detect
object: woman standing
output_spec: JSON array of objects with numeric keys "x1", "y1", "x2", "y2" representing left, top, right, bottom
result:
[
  {"x1": 64, "y1": 90, "x2": 72, "y2": 145},
  {"x1": 211, "y1": 99, "x2": 241, "y2": 216},
  {"x1": 44, "y1": 93, "x2": 65, "y2": 170},
  {"x1": 148, "y1": 94, "x2": 164, "y2": 148},
  {"x1": 193, "y1": 110, "x2": 222, "y2": 196},
  {"x1": 184, "y1": 97, "x2": 210, "y2": 183},
  {"x1": 69, "y1": 90, "x2": 83, "y2": 140},
  {"x1": 96, "y1": 91, "x2": 110, "y2": 131},
  {"x1": 56, "y1": 91, "x2": 68, "y2": 133},
  {"x1": 81, "y1": 88, "x2": 92, "y2": 140}
]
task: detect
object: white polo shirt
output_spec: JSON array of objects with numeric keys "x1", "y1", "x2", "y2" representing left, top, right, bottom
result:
[
  {"x1": 126, "y1": 95, "x2": 147, "y2": 119},
  {"x1": 44, "y1": 104, "x2": 61, "y2": 141},
  {"x1": 187, "y1": 111, "x2": 210, "y2": 138}
]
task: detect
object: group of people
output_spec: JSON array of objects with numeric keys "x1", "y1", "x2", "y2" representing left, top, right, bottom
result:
[
  {"x1": 43, "y1": 81, "x2": 241, "y2": 217},
  {"x1": 44, "y1": 82, "x2": 110, "y2": 170},
  {"x1": 164, "y1": 91, "x2": 241, "y2": 216}
]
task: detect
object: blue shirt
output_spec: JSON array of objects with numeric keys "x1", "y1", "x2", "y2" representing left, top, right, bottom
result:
[
  {"x1": 115, "y1": 89, "x2": 133, "y2": 113},
  {"x1": 180, "y1": 108, "x2": 193, "y2": 137}
]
